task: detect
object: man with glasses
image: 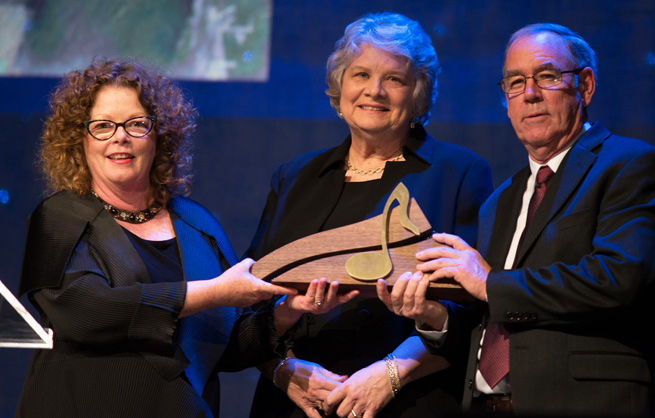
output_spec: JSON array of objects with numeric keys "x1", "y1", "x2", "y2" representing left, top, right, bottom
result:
[{"x1": 378, "y1": 23, "x2": 655, "y2": 416}]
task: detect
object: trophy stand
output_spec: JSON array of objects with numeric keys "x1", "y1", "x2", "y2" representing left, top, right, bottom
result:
[{"x1": 0, "y1": 280, "x2": 52, "y2": 349}]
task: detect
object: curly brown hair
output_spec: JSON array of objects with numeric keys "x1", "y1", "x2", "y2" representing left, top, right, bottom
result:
[{"x1": 39, "y1": 57, "x2": 197, "y2": 205}]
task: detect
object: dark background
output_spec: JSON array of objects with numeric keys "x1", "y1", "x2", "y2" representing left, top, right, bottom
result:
[{"x1": 1, "y1": 1, "x2": 654, "y2": 417}]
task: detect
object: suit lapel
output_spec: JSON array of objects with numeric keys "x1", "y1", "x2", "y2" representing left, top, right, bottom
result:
[
  {"x1": 483, "y1": 168, "x2": 529, "y2": 267},
  {"x1": 169, "y1": 197, "x2": 236, "y2": 398},
  {"x1": 514, "y1": 124, "x2": 608, "y2": 265}
]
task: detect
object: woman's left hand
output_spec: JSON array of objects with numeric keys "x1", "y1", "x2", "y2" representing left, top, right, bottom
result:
[
  {"x1": 376, "y1": 271, "x2": 448, "y2": 331},
  {"x1": 323, "y1": 360, "x2": 392, "y2": 418}
]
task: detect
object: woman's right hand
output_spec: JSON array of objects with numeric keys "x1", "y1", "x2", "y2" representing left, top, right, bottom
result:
[
  {"x1": 275, "y1": 357, "x2": 348, "y2": 418},
  {"x1": 286, "y1": 278, "x2": 359, "y2": 314},
  {"x1": 273, "y1": 278, "x2": 359, "y2": 335},
  {"x1": 181, "y1": 258, "x2": 297, "y2": 317}
]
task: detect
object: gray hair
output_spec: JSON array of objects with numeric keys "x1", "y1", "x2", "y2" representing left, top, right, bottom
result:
[
  {"x1": 325, "y1": 12, "x2": 440, "y2": 126},
  {"x1": 504, "y1": 23, "x2": 598, "y2": 77}
]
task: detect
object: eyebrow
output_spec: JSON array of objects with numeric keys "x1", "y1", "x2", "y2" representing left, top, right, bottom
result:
[
  {"x1": 348, "y1": 65, "x2": 370, "y2": 72},
  {"x1": 504, "y1": 62, "x2": 559, "y2": 77},
  {"x1": 347, "y1": 64, "x2": 409, "y2": 75}
]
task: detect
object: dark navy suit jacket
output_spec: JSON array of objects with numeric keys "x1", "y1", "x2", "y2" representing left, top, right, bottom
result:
[{"x1": 431, "y1": 122, "x2": 655, "y2": 417}]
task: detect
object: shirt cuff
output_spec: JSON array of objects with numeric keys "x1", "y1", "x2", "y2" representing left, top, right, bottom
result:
[{"x1": 414, "y1": 315, "x2": 449, "y2": 345}]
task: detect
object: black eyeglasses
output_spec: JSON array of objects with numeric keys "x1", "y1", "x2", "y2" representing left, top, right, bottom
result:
[
  {"x1": 498, "y1": 68, "x2": 583, "y2": 95},
  {"x1": 83, "y1": 116, "x2": 157, "y2": 141}
]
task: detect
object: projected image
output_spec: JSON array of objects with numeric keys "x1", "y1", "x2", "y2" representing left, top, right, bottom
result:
[{"x1": 0, "y1": 0, "x2": 271, "y2": 81}]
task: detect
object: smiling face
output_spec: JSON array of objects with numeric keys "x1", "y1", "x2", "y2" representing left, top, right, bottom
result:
[
  {"x1": 339, "y1": 44, "x2": 416, "y2": 141},
  {"x1": 84, "y1": 85, "x2": 156, "y2": 196},
  {"x1": 504, "y1": 32, "x2": 595, "y2": 163}
]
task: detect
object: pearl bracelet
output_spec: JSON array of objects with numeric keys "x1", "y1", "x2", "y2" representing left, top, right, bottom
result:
[{"x1": 384, "y1": 353, "x2": 401, "y2": 398}]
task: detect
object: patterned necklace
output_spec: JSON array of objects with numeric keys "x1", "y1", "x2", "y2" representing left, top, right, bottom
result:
[
  {"x1": 91, "y1": 191, "x2": 162, "y2": 224},
  {"x1": 344, "y1": 151, "x2": 404, "y2": 175}
]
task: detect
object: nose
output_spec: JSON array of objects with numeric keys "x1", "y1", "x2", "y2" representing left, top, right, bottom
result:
[
  {"x1": 523, "y1": 77, "x2": 542, "y2": 101},
  {"x1": 112, "y1": 125, "x2": 130, "y2": 142},
  {"x1": 364, "y1": 77, "x2": 385, "y2": 98},
  {"x1": 525, "y1": 77, "x2": 541, "y2": 98}
]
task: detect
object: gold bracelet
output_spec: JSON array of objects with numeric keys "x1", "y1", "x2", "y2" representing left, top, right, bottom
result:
[
  {"x1": 384, "y1": 353, "x2": 401, "y2": 398},
  {"x1": 272, "y1": 357, "x2": 291, "y2": 389}
]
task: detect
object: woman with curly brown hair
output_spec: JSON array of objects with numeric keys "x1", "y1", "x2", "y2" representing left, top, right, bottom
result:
[{"x1": 14, "y1": 58, "x2": 321, "y2": 418}]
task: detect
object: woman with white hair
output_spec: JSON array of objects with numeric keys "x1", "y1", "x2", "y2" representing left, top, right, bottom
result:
[{"x1": 247, "y1": 12, "x2": 493, "y2": 418}]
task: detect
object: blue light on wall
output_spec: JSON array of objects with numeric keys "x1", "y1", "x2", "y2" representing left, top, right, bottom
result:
[
  {"x1": 646, "y1": 52, "x2": 655, "y2": 66},
  {"x1": 0, "y1": 189, "x2": 9, "y2": 204}
]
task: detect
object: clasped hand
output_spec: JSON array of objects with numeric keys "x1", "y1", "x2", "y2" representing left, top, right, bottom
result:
[{"x1": 278, "y1": 358, "x2": 394, "y2": 418}]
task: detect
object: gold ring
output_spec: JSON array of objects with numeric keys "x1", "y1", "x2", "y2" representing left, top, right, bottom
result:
[
  {"x1": 351, "y1": 410, "x2": 358, "y2": 418},
  {"x1": 314, "y1": 300, "x2": 323, "y2": 306}
]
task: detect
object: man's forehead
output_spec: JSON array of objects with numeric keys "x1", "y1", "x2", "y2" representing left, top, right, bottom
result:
[{"x1": 504, "y1": 33, "x2": 572, "y2": 73}]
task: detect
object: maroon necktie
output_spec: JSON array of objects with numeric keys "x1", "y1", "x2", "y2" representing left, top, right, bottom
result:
[
  {"x1": 525, "y1": 166, "x2": 555, "y2": 228},
  {"x1": 478, "y1": 165, "x2": 555, "y2": 388}
]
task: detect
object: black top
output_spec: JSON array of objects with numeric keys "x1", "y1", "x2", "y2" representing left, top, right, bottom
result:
[
  {"x1": 320, "y1": 167, "x2": 405, "y2": 231},
  {"x1": 124, "y1": 229, "x2": 183, "y2": 284},
  {"x1": 299, "y1": 171, "x2": 415, "y2": 373}
]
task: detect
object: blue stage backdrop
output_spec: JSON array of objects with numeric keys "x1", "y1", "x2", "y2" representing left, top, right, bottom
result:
[{"x1": 1, "y1": 1, "x2": 653, "y2": 417}]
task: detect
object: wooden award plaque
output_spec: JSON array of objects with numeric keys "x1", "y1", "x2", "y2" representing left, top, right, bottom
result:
[{"x1": 251, "y1": 183, "x2": 473, "y2": 303}]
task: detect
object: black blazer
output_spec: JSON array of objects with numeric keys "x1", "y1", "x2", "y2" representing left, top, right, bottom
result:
[
  {"x1": 246, "y1": 126, "x2": 493, "y2": 418},
  {"x1": 248, "y1": 126, "x2": 493, "y2": 259},
  {"x1": 438, "y1": 122, "x2": 655, "y2": 417},
  {"x1": 16, "y1": 191, "x2": 279, "y2": 418}
]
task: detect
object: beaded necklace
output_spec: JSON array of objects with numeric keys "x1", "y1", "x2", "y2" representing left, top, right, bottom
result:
[{"x1": 91, "y1": 191, "x2": 162, "y2": 224}]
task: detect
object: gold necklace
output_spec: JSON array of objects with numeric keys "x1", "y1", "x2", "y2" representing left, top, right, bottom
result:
[
  {"x1": 91, "y1": 191, "x2": 162, "y2": 224},
  {"x1": 345, "y1": 151, "x2": 404, "y2": 175}
]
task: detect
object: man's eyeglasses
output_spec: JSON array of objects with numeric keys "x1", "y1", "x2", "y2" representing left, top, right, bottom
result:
[
  {"x1": 83, "y1": 116, "x2": 157, "y2": 141},
  {"x1": 498, "y1": 68, "x2": 583, "y2": 95}
]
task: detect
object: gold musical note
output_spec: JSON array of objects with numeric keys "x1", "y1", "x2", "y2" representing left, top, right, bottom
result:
[{"x1": 345, "y1": 182, "x2": 420, "y2": 281}]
